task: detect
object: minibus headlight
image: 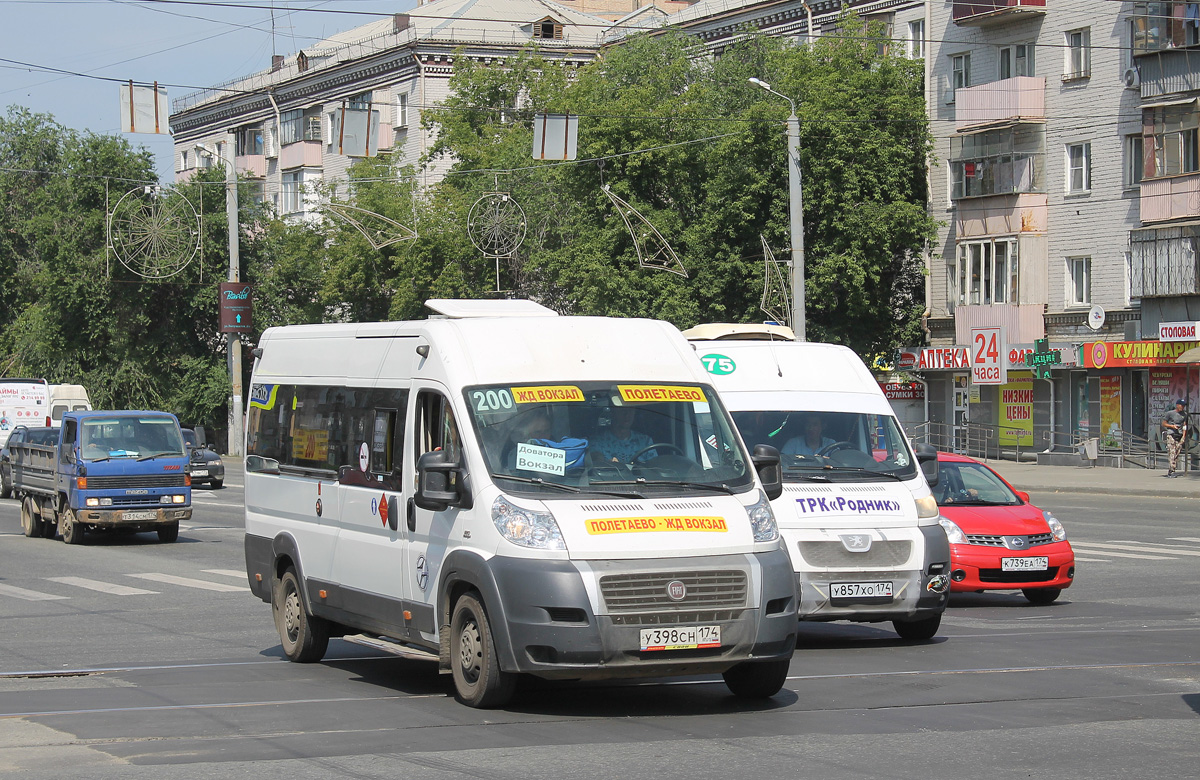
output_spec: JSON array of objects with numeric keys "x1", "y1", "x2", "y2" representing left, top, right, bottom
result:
[
  {"x1": 492, "y1": 496, "x2": 566, "y2": 551},
  {"x1": 1045, "y1": 512, "x2": 1067, "y2": 542},
  {"x1": 938, "y1": 516, "x2": 967, "y2": 545},
  {"x1": 745, "y1": 490, "x2": 778, "y2": 542},
  {"x1": 915, "y1": 495, "x2": 940, "y2": 519}
]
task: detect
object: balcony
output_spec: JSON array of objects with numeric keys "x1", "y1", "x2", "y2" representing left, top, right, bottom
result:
[
  {"x1": 1129, "y1": 221, "x2": 1200, "y2": 297},
  {"x1": 280, "y1": 140, "x2": 322, "y2": 169},
  {"x1": 956, "y1": 77, "x2": 1045, "y2": 131},
  {"x1": 955, "y1": 193, "x2": 1048, "y2": 238},
  {"x1": 235, "y1": 155, "x2": 267, "y2": 178},
  {"x1": 953, "y1": 0, "x2": 1045, "y2": 26},
  {"x1": 1140, "y1": 174, "x2": 1200, "y2": 223}
]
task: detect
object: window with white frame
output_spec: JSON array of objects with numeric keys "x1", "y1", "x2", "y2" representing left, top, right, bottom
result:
[
  {"x1": 954, "y1": 238, "x2": 1019, "y2": 306},
  {"x1": 1125, "y1": 133, "x2": 1145, "y2": 187},
  {"x1": 1067, "y1": 142, "x2": 1091, "y2": 193},
  {"x1": 1065, "y1": 28, "x2": 1090, "y2": 80},
  {"x1": 908, "y1": 20, "x2": 925, "y2": 59},
  {"x1": 999, "y1": 44, "x2": 1034, "y2": 79},
  {"x1": 279, "y1": 109, "x2": 305, "y2": 146},
  {"x1": 952, "y1": 53, "x2": 971, "y2": 93},
  {"x1": 396, "y1": 92, "x2": 409, "y2": 128},
  {"x1": 179, "y1": 149, "x2": 190, "y2": 171},
  {"x1": 1068, "y1": 256, "x2": 1092, "y2": 306},
  {"x1": 281, "y1": 171, "x2": 303, "y2": 214},
  {"x1": 1144, "y1": 104, "x2": 1200, "y2": 178},
  {"x1": 347, "y1": 92, "x2": 372, "y2": 110}
]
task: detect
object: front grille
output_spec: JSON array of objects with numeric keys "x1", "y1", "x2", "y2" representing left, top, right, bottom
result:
[
  {"x1": 978, "y1": 567, "x2": 1060, "y2": 583},
  {"x1": 610, "y1": 609, "x2": 743, "y2": 626},
  {"x1": 116, "y1": 496, "x2": 169, "y2": 507},
  {"x1": 797, "y1": 540, "x2": 912, "y2": 568},
  {"x1": 966, "y1": 533, "x2": 1056, "y2": 549},
  {"x1": 599, "y1": 570, "x2": 747, "y2": 613},
  {"x1": 88, "y1": 474, "x2": 187, "y2": 489}
]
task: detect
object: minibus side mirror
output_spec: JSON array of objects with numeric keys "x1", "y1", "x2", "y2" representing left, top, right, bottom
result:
[
  {"x1": 415, "y1": 449, "x2": 472, "y2": 511},
  {"x1": 246, "y1": 455, "x2": 281, "y2": 475},
  {"x1": 915, "y1": 443, "x2": 939, "y2": 487},
  {"x1": 751, "y1": 444, "x2": 783, "y2": 501}
]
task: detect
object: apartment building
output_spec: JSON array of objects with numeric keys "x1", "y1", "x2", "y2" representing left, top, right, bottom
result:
[
  {"x1": 169, "y1": 0, "x2": 610, "y2": 219},
  {"x1": 917, "y1": 0, "x2": 1185, "y2": 459}
]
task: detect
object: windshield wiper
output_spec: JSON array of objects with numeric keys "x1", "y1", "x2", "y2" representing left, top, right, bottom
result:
[
  {"x1": 620, "y1": 479, "x2": 739, "y2": 495},
  {"x1": 821, "y1": 466, "x2": 905, "y2": 482},
  {"x1": 784, "y1": 473, "x2": 832, "y2": 482},
  {"x1": 137, "y1": 451, "x2": 178, "y2": 462},
  {"x1": 496, "y1": 473, "x2": 644, "y2": 499}
]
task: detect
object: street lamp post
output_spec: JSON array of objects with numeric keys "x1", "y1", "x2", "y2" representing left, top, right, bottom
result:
[
  {"x1": 196, "y1": 138, "x2": 244, "y2": 457},
  {"x1": 749, "y1": 77, "x2": 806, "y2": 342}
]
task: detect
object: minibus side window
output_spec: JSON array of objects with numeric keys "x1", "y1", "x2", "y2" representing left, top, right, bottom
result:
[{"x1": 416, "y1": 391, "x2": 463, "y2": 488}]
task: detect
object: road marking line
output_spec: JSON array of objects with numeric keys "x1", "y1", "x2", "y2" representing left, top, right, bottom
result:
[
  {"x1": 1105, "y1": 540, "x2": 1200, "y2": 556},
  {"x1": 46, "y1": 577, "x2": 157, "y2": 596},
  {"x1": 1169, "y1": 537, "x2": 1200, "y2": 543},
  {"x1": 127, "y1": 573, "x2": 247, "y2": 592},
  {"x1": 0, "y1": 583, "x2": 68, "y2": 601},
  {"x1": 1072, "y1": 556, "x2": 1109, "y2": 562},
  {"x1": 202, "y1": 569, "x2": 246, "y2": 579},
  {"x1": 188, "y1": 500, "x2": 242, "y2": 508},
  {"x1": 1075, "y1": 542, "x2": 1200, "y2": 557},
  {"x1": 1067, "y1": 546, "x2": 1173, "y2": 560}
]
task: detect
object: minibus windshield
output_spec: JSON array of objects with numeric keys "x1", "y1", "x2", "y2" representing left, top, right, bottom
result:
[
  {"x1": 730, "y1": 410, "x2": 917, "y2": 482},
  {"x1": 464, "y1": 382, "x2": 754, "y2": 496}
]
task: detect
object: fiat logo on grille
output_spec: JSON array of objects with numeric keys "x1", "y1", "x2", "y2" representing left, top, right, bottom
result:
[{"x1": 666, "y1": 580, "x2": 687, "y2": 601}]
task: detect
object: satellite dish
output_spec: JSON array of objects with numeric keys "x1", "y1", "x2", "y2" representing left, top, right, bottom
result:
[{"x1": 1087, "y1": 305, "x2": 1106, "y2": 331}]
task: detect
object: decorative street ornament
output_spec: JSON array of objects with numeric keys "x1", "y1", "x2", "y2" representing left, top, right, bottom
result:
[
  {"x1": 468, "y1": 192, "x2": 527, "y2": 258},
  {"x1": 759, "y1": 234, "x2": 792, "y2": 329},
  {"x1": 107, "y1": 185, "x2": 201, "y2": 279},
  {"x1": 601, "y1": 185, "x2": 687, "y2": 278},
  {"x1": 324, "y1": 202, "x2": 417, "y2": 250}
]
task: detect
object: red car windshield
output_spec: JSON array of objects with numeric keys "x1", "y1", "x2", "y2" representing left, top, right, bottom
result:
[{"x1": 934, "y1": 461, "x2": 1021, "y2": 506}]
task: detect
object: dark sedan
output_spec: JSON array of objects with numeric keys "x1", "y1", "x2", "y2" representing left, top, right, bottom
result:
[{"x1": 182, "y1": 428, "x2": 225, "y2": 489}]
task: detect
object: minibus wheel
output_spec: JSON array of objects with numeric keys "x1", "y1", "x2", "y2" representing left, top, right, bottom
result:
[
  {"x1": 722, "y1": 658, "x2": 791, "y2": 699},
  {"x1": 273, "y1": 567, "x2": 329, "y2": 663},
  {"x1": 450, "y1": 592, "x2": 515, "y2": 708}
]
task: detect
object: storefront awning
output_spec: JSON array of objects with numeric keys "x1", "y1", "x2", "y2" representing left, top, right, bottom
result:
[{"x1": 1177, "y1": 346, "x2": 1200, "y2": 364}]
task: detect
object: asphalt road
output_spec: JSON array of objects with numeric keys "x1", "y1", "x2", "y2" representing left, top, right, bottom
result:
[{"x1": 0, "y1": 473, "x2": 1197, "y2": 778}]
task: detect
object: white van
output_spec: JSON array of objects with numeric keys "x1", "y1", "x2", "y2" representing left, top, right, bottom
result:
[
  {"x1": 0, "y1": 378, "x2": 50, "y2": 449},
  {"x1": 684, "y1": 326, "x2": 950, "y2": 640},
  {"x1": 243, "y1": 300, "x2": 797, "y2": 708},
  {"x1": 48, "y1": 384, "x2": 92, "y2": 426}
]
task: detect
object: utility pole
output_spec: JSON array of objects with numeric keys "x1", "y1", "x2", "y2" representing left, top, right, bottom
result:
[
  {"x1": 223, "y1": 134, "x2": 244, "y2": 457},
  {"x1": 750, "y1": 78, "x2": 806, "y2": 341}
]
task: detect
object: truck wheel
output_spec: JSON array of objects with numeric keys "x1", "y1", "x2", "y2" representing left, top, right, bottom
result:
[
  {"x1": 722, "y1": 658, "x2": 791, "y2": 699},
  {"x1": 157, "y1": 522, "x2": 179, "y2": 543},
  {"x1": 60, "y1": 508, "x2": 85, "y2": 545},
  {"x1": 450, "y1": 592, "x2": 515, "y2": 708},
  {"x1": 211, "y1": 479, "x2": 224, "y2": 489},
  {"x1": 893, "y1": 613, "x2": 942, "y2": 641},
  {"x1": 273, "y1": 567, "x2": 329, "y2": 663},
  {"x1": 20, "y1": 497, "x2": 43, "y2": 538}
]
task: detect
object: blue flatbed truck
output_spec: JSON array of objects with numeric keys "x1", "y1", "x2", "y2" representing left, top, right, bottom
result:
[{"x1": 10, "y1": 410, "x2": 193, "y2": 544}]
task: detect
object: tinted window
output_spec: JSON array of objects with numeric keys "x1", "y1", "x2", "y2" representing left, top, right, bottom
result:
[{"x1": 246, "y1": 383, "x2": 407, "y2": 487}]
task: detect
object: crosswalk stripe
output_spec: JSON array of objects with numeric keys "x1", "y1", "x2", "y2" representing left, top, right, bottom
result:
[
  {"x1": 1068, "y1": 547, "x2": 1173, "y2": 560},
  {"x1": 1169, "y1": 537, "x2": 1200, "y2": 543},
  {"x1": 0, "y1": 583, "x2": 69, "y2": 601},
  {"x1": 46, "y1": 577, "x2": 157, "y2": 596},
  {"x1": 127, "y1": 573, "x2": 247, "y2": 592},
  {"x1": 1072, "y1": 556, "x2": 1110, "y2": 562},
  {"x1": 1076, "y1": 542, "x2": 1200, "y2": 557},
  {"x1": 202, "y1": 569, "x2": 246, "y2": 579},
  {"x1": 1106, "y1": 540, "x2": 1200, "y2": 555}
]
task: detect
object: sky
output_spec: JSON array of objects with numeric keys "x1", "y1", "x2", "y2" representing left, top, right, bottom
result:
[{"x1": 1, "y1": 0, "x2": 417, "y2": 181}]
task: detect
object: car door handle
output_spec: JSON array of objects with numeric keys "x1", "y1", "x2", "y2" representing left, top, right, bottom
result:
[
  {"x1": 387, "y1": 496, "x2": 399, "y2": 533},
  {"x1": 406, "y1": 497, "x2": 416, "y2": 533}
]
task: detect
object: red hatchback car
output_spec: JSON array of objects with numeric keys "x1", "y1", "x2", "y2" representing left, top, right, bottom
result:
[{"x1": 933, "y1": 453, "x2": 1075, "y2": 605}]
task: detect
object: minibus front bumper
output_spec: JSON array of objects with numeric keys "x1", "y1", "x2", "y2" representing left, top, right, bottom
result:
[{"x1": 486, "y1": 548, "x2": 797, "y2": 681}]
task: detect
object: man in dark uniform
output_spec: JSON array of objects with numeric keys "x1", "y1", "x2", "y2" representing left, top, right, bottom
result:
[{"x1": 1162, "y1": 398, "x2": 1189, "y2": 477}]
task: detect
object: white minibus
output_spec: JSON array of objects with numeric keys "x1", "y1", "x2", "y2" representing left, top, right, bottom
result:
[
  {"x1": 685, "y1": 326, "x2": 950, "y2": 640},
  {"x1": 244, "y1": 300, "x2": 797, "y2": 707}
]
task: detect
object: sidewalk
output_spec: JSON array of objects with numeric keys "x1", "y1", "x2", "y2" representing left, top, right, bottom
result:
[{"x1": 984, "y1": 459, "x2": 1200, "y2": 499}]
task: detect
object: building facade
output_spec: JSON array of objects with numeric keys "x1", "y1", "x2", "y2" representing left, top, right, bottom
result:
[{"x1": 917, "y1": 1, "x2": 1190, "y2": 460}]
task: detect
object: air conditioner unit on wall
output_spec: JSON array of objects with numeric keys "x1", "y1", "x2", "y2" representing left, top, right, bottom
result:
[{"x1": 1123, "y1": 66, "x2": 1140, "y2": 89}]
